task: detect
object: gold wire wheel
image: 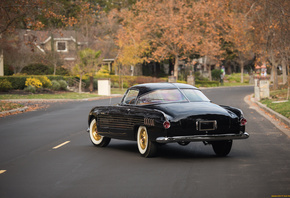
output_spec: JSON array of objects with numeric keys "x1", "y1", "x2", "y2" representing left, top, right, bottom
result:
[
  {"x1": 139, "y1": 128, "x2": 148, "y2": 150},
  {"x1": 92, "y1": 122, "x2": 102, "y2": 141}
]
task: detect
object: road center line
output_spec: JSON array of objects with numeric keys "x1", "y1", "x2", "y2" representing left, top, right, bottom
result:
[
  {"x1": 53, "y1": 141, "x2": 70, "y2": 149},
  {"x1": 0, "y1": 170, "x2": 7, "y2": 174}
]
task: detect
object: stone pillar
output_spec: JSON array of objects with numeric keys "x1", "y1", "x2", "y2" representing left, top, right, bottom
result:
[
  {"x1": 254, "y1": 77, "x2": 270, "y2": 101},
  {"x1": 254, "y1": 78, "x2": 260, "y2": 101},
  {"x1": 259, "y1": 79, "x2": 270, "y2": 99}
]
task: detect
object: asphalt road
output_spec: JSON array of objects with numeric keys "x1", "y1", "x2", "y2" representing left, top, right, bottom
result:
[{"x1": 0, "y1": 86, "x2": 289, "y2": 198}]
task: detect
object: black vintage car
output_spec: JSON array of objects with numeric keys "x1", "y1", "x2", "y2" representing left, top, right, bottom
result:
[{"x1": 88, "y1": 83, "x2": 249, "y2": 157}]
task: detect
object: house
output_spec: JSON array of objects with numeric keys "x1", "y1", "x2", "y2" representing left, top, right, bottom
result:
[
  {"x1": 21, "y1": 29, "x2": 116, "y2": 71},
  {"x1": 21, "y1": 29, "x2": 88, "y2": 63}
]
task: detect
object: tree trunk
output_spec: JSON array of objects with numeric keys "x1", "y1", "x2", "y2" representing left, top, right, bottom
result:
[
  {"x1": 270, "y1": 53, "x2": 279, "y2": 90},
  {"x1": 272, "y1": 64, "x2": 278, "y2": 90},
  {"x1": 53, "y1": 62, "x2": 57, "y2": 76},
  {"x1": 282, "y1": 58, "x2": 287, "y2": 85},
  {"x1": 240, "y1": 60, "x2": 244, "y2": 83},
  {"x1": 173, "y1": 55, "x2": 179, "y2": 81},
  {"x1": 89, "y1": 75, "x2": 94, "y2": 93},
  {"x1": 79, "y1": 74, "x2": 83, "y2": 93},
  {"x1": 204, "y1": 56, "x2": 212, "y2": 81},
  {"x1": 208, "y1": 65, "x2": 212, "y2": 81}
]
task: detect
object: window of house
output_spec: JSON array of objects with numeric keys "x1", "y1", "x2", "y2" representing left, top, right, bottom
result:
[{"x1": 56, "y1": 41, "x2": 67, "y2": 52}]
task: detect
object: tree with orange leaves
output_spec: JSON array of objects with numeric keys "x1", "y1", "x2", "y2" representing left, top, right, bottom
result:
[
  {"x1": 244, "y1": 0, "x2": 290, "y2": 89},
  {"x1": 117, "y1": 0, "x2": 197, "y2": 80},
  {"x1": 117, "y1": 0, "x2": 232, "y2": 80},
  {"x1": 225, "y1": 0, "x2": 255, "y2": 83}
]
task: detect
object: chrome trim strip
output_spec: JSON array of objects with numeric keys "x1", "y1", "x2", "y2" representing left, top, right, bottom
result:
[{"x1": 156, "y1": 132, "x2": 249, "y2": 143}]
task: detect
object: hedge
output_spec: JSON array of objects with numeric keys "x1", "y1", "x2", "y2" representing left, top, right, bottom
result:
[
  {"x1": 0, "y1": 75, "x2": 219, "y2": 90},
  {"x1": 0, "y1": 75, "x2": 71, "y2": 90},
  {"x1": 0, "y1": 76, "x2": 27, "y2": 89}
]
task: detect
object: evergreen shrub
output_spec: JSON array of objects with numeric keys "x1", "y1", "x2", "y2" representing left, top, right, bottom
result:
[
  {"x1": 21, "y1": 64, "x2": 53, "y2": 75},
  {"x1": 51, "y1": 80, "x2": 60, "y2": 91},
  {"x1": 58, "y1": 80, "x2": 68, "y2": 90},
  {"x1": 24, "y1": 85, "x2": 36, "y2": 93},
  {"x1": 0, "y1": 79, "x2": 13, "y2": 91}
]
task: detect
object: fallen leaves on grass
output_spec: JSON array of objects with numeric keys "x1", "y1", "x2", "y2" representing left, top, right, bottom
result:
[
  {"x1": 0, "y1": 101, "x2": 23, "y2": 112},
  {"x1": 0, "y1": 101, "x2": 50, "y2": 118}
]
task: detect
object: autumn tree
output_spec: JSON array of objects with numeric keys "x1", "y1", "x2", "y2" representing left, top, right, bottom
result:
[
  {"x1": 96, "y1": 0, "x2": 137, "y2": 12},
  {"x1": 192, "y1": 0, "x2": 233, "y2": 81},
  {"x1": 225, "y1": 0, "x2": 256, "y2": 83},
  {"x1": 117, "y1": 0, "x2": 233, "y2": 80},
  {"x1": 244, "y1": 0, "x2": 290, "y2": 89},
  {"x1": 117, "y1": 0, "x2": 196, "y2": 80},
  {"x1": 93, "y1": 9, "x2": 121, "y2": 62}
]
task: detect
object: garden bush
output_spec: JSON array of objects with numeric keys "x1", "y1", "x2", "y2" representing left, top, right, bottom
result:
[
  {"x1": 55, "y1": 66, "x2": 70, "y2": 76},
  {"x1": 38, "y1": 76, "x2": 52, "y2": 88},
  {"x1": 0, "y1": 76, "x2": 27, "y2": 89},
  {"x1": 24, "y1": 85, "x2": 36, "y2": 93},
  {"x1": 0, "y1": 79, "x2": 13, "y2": 92},
  {"x1": 112, "y1": 82, "x2": 119, "y2": 88},
  {"x1": 25, "y1": 78, "x2": 43, "y2": 88},
  {"x1": 93, "y1": 79, "x2": 98, "y2": 90},
  {"x1": 211, "y1": 69, "x2": 223, "y2": 81},
  {"x1": 51, "y1": 80, "x2": 60, "y2": 91},
  {"x1": 58, "y1": 80, "x2": 68, "y2": 90},
  {"x1": 21, "y1": 64, "x2": 53, "y2": 75}
]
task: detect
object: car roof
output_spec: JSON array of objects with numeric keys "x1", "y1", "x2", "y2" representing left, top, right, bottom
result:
[{"x1": 130, "y1": 83, "x2": 198, "y2": 96}]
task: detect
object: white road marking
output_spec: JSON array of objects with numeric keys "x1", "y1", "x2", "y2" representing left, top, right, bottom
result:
[
  {"x1": 0, "y1": 170, "x2": 7, "y2": 174},
  {"x1": 53, "y1": 141, "x2": 70, "y2": 149}
]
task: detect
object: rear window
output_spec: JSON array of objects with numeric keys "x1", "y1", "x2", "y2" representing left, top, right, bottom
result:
[
  {"x1": 137, "y1": 89, "x2": 187, "y2": 105},
  {"x1": 181, "y1": 89, "x2": 210, "y2": 102}
]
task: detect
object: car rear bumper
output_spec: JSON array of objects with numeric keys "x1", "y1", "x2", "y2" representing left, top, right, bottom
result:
[{"x1": 156, "y1": 132, "x2": 249, "y2": 143}]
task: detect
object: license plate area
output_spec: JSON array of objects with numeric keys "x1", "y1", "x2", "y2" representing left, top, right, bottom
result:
[{"x1": 196, "y1": 120, "x2": 217, "y2": 131}]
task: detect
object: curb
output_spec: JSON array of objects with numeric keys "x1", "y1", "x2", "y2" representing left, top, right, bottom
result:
[
  {"x1": 1, "y1": 94, "x2": 123, "y2": 103},
  {"x1": 0, "y1": 106, "x2": 29, "y2": 116},
  {"x1": 250, "y1": 95, "x2": 290, "y2": 128},
  {"x1": 0, "y1": 94, "x2": 123, "y2": 117}
]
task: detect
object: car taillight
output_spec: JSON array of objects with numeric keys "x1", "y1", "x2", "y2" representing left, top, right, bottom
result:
[
  {"x1": 163, "y1": 121, "x2": 171, "y2": 129},
  {"x1": 240, "y1": 118, "x2": 247, "y2": 126}
]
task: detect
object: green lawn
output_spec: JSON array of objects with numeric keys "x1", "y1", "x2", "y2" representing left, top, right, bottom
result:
[
  {"x1": 260, "y1": 88, "x2": 290, "y2": 119},
  {"x1": 0, "y1": 92, "x2": 100, "y2": 100},
  {"x1": 261, "y1": 99, "x2": 290, "y2": 119},
  {"x1": 0, "y1": 88, "x2": 126, "y2": 100},
  {"x1": 223, "y1": 82, "x2": 251, "y2": 87}
]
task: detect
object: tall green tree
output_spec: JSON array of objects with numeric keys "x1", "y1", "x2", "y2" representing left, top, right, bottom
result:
[{"x1": 73, "y1": 48, "x2": 102, "y2": 92}]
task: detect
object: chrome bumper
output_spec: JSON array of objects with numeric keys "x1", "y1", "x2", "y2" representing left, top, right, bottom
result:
[{"x1": 156, "y1": 132, "x2": 249, "y2": 143}]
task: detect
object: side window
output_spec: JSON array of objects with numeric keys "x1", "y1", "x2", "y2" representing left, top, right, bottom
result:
[{"x1": 123, "y1": 89, "x2": 139, "y2": 105}]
